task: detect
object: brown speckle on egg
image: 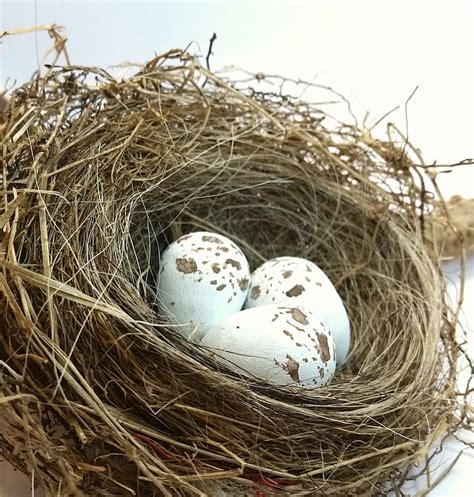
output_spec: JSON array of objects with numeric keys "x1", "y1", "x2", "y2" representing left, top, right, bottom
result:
[
  {"x1": 284, "y1": 354, "x2": 300, "y2": 382},
  {"x1": 177, "y1": 234, "x2": 192, "y2": 243},
  {"x1": 286, "y1": 284, "x2": 305, "y2": 297},
  {"x1": 318, "y1": 366, "x2": 325, "y2": 378},
  {"x1": 251, "y1": 285, "x2": 261, "y2": 299},
  {"x1": 286, "y1": 319, "x2": 305, "y2": 332},
  {"x1": 289, "y1": 307, "x2": 309, "y2": 325},
  {"x1": 210, "y1": 280, "x2": 217, "y2": 285},
  {"x1": 211, "y1": 263, "x2": 221, "y2": 273},
  {"x1": 238, "y1": 277, "x2": 249, "y2": 291},
  {"x1": 202, "y1": 235, "x2": 223, "y2": 244},
  {"x1": 282, "y1": 270, "x2": 293, "y2": 279},
  {"x1": 283, "y1": 329, "x2": 294, "y2": 339},
  {"x1": 316, "y1": 332, "x2": 330, "y2": 363},
  {"x1": 225, "y1": 258, "x2": 241, "y2": 270},
  {"x1": 176, "y1": 258, "x2": 197, "y2": 274},
  {"x1": 216, "y1": 284, "x2": 226, "y2": 291}
]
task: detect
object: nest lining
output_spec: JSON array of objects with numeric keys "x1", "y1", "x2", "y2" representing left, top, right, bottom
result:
[{"x1": 0, "y1": 47, "x2": 471, "y2": 496}]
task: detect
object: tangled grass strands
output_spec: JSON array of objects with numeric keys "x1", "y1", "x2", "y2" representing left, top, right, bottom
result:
[{"x1": 1, "y1": 28, "x2": 473, "y2": 496}]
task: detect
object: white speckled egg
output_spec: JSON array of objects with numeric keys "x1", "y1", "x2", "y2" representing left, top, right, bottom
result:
[
  {"x1": 244, "y1": 257, "x2": 350, "y2": 365},
  {"x1": 201, "y1": 304, "x2": 336, "y2": 388},
  {"x1": 157, "y1": 231, "x2": 250, "y2": 338}
]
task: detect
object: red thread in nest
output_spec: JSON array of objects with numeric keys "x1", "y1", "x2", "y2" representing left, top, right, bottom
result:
[{"x1": 132, "y1": 433, "x2": 176, "y2": 461}]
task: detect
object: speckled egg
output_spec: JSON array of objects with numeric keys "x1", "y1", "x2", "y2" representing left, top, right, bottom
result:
[
  {"x1": 244, "y1": 257, "x2": 350, "y2": 365},
  {"x1": 201, "y1": 304, "x2": 336, "y2": 387},
  {"x1": 157, "y1": 231, "x2": 250, "y2": 338}
]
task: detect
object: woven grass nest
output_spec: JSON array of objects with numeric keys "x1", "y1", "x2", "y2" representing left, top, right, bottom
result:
[{"x1": 1, "y1": 43, "x2": 472, "y2": 497}]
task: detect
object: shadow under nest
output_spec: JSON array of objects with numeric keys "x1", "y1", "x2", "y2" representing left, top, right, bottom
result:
[{"x1": 0, "y1": 49, "x2": 469, "y2": 496}]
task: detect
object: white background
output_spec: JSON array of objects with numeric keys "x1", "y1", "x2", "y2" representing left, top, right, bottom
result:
[{"x1": 1, "y1": 1, "x2": 473, "y2": 496}]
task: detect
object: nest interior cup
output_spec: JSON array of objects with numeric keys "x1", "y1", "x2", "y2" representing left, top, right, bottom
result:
[{"x1": 0, "y1": 49, "x2": 469, "y2": 496}]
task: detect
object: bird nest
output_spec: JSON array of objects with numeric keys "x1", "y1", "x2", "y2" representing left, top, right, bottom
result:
[{"x1": 0, "y1": 35, "x2": 472, "y2": 496}]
